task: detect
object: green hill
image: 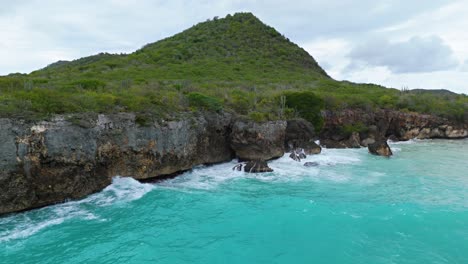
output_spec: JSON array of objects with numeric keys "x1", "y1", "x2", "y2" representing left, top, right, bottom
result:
[
  {"x1": 0, "y1": 12, "x2": 467, "y2": 124},
  {"x1": 31, "y1": 12, "x2": 329, "y2": 84}
]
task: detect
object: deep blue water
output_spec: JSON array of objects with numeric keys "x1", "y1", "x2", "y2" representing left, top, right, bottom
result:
[{"x1": 1, "y1": 139, "x2": 467, "y2": 263}]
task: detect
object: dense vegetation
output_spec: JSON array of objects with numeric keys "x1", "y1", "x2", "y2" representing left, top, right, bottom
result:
[{"x1": 0, "y1": 12, "x2": 467, "y2": 125}]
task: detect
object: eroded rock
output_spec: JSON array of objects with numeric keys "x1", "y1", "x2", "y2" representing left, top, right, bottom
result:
[
  {"x1": 244, "y1": 160, "x2": 273, "y2": 173},
  {"x1": 230, "y1": 120, "x2": 286, "y2": 161},
  {"x1": 368, "y1": 140, "x2": 393, "y2": 157}
]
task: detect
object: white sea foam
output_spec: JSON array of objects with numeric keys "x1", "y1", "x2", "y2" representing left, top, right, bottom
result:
[
  {"x1": 80, "y1": 176, "x2": 154, "y2": 206},
  {"x1": 160, "y1": 148, "x2": 363, "y2": 190},
  {"x1": 0, "y1": 177, "x2": 154, "y2": 243}
]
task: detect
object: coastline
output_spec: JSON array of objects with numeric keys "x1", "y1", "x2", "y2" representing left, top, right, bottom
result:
[{"x1": 0, "y1": 110, "x2": 467, "y2": 215}]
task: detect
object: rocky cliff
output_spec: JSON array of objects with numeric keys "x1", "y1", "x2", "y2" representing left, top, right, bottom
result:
[
  {"x1": 320, "y1": 109, "x2": 468, "y2": 147},
  {"x1": 1, "y1": 109, "x2": 466, "y2": 215},
  {"x1": 0, "y1": 113, "x2": 235, "y2": 215}
]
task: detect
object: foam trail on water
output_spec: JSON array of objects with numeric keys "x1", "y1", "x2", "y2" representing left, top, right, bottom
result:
[
  {"x1": 161, "y1": 148, "x2": 364, "y2": 190},
  {"x1": 0, "y1": 177, "x2": 154, "y2": 243}
]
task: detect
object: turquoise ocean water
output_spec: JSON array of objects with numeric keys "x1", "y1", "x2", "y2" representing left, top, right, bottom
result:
[{"x1": 1, "y1": 139, "x2": 467, "y2": 263}]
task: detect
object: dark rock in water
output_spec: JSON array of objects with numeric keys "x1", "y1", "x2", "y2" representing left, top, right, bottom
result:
[
  {"x1": 232, "y1": 164, "x2": 243, "y2": 171},
  {"x1": 284, "y1": 119, "x2": 321, "y2": 155},
  {"x1": 289, "y1": 148, "x2": 307, "y2": 162},
  {"x1": 244, "y1": 160, "x2": 273, "y2": 173},
  {"x1": 230, "y1": 120, "x2": 286, "y2": 161},
  {"x1": 304, "y1": 162, "x2": 319, "y2": 167},
  {"x1": 289, "y1": 152, "x2": 301, "y2": 162},
  {"x1": 304, "y1": 141, "x2": 322, "y2": 155},
  {"x1": 368, "y1": 140, "x2": 393, "y2": 157},
  {"x1": 388, "y1": 135, "x2": 399, "y2": 142}
]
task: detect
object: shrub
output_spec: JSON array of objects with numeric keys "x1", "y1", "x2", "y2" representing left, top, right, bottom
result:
[
  {"x1": 284, "y1": 91, "x2": 324, "y2": 132},
  {"x1": 72, "y1": 79, "x2": 106, "y2": 91},
  {"x1": 187, "y1": 92, "x2": 223, "y2": 112}
]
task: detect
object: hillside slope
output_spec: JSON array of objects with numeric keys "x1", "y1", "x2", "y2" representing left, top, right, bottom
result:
[
  {"x1": 30, "y1": 12, "x2": 329, "y2": 84},
  {"x1": 0, "y1": 12, "x2": 467, "y2": 123}
]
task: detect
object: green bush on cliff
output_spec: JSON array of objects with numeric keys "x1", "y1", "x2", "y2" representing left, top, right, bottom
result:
[
  {"x1": 0, "y1": 12, "x2": 467, "y2": 122},
  {"x1": 341, "y1": 122, "x2": 369, "y2": 137},
  {"x1": 284, "y1": 91, "x2": 324, "y2": 132},
  {"x1": 187, "y1": 92, "x2": 223, "y2": 112}
]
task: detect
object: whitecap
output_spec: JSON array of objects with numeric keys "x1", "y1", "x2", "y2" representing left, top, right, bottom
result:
[{"x1": 0, "y1": 176, "x2": 154, "y2": 243}]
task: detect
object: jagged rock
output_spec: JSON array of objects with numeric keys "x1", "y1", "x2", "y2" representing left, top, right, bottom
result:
[
  {"x1": 321, "y1": 132, "x2": 361, "y2": 149},
  {"x1": 230, "y1": 120, "x2": 286, "y2": 161},
  {"x1": 289, "y1": 148, "x2": 307, "y2": 162},
  {"x1": 284, "y1": 119, "x2": 321, "y2": 154},
  {"x1": 298, "y1": 152, "x2": 307, "y2": 159},
  {"x1": 304, "y1": 162, "x2": 319, "y2": 167},
  {"x1": 232, "y1": 164, "x2": 243, "y2": 171},
  {"x1": 244, "y1": 161, "x2": 273, "y2": 173},
  {"x1": 368, "y1": 140, "x2": 393, "y2": 157},
  {"x1": 289, "y1": 152, "x2": 301, "y2": 162},
  {"x1": 0, "y1": 113, "x2": 234, "y2": 215},
  {"x1": 321, "y1": 109, "x2": 468, "y2": 141}
]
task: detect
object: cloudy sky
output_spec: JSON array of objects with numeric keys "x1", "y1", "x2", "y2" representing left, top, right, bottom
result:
[{"x1": 1, "y1": 0, "x2": 467, "y2": 94}]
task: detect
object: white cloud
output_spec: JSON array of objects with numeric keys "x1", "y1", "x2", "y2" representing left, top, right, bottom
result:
[
  {"x1": 347, "y1": 35, "x2": 458, "y2": 73},
  {"x1": 461, "y1": 60, "x2": 468, "y2": 72},
  {"x1": 0, "y1": 0, "x2": 467, "y2": 93}
]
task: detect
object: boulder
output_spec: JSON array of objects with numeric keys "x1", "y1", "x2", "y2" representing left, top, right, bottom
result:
[
  {"x1": 284, "y1": 119, "x2": 321, "y2": 154},
  {"x1": 368, "y1": 140, "x2": 393, "y2": 157},
  {"x1": 289, "y1": 148, "x2": 307, "y2": 162},
  {"x1": 230, "y1": 120, "x2": 286, "y2": 161},
  {"x1": 304, "y1": 162, "x2": 319, "y2": 167},
  {"x1": 244, "y1": 161, "x2": 273, "y2": 173},
  {"x1": 289, "y1": 152, "x2": 301, "y2": 162}
]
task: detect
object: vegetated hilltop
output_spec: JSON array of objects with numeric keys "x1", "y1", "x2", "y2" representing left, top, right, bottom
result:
[{"x1": 0, "y1": 12, "x2": 467, "y2": 127}]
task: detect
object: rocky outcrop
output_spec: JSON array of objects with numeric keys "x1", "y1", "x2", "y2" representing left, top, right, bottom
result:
[
  {"x1": 1, "y1": 113, "x2": 324, "y2": 215},
  {"x1": 230, "y1": 120, "x2": 287, "y2": 161},
  {"x1": 321, "y1": 109, "x2": 468, "y2": 146},
  {"x1": 284, "y1": 119, "x2": 321, "y2": 154},
  {"x1": 368, "y1": 140, "x2": 393, "y2": 157},
  {"x1": 243, "y1": 160, "x2": 273, "y2": 173},
  {"x1": 0, "y1": 113, "x2": 234, "y2": 215}
]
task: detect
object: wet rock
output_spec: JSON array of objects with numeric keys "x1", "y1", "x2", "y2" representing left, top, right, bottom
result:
[
  {"x1": 0, "y1": 112, "x2": 234, "y2": 215},
  {"x1": 232, "y1": 164, "x2": 243, "y2": 171},
  {"x1": 244, "y1": 160, "x2": 273, "y2": 173},
  {"x1": 304, "y1": 162, "x2": 319, "y2": 167},
  {"x1": 368, "y1": 140, "x2": 393, "y2": 157},
  {"x1": 289, "y1": 152, "x2": 301, "y2": 162},
  {"x1": 230, "y1": 120, "x2": 286, "y2": 161},
  {"x1": 289, "y1": 148, "x2": 307, "y2": 162},
  {"x1": 284, "y1": 119, "x2": 321, "y2": 155}
]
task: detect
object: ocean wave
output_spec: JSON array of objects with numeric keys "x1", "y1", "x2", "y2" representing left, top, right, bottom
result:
[
  {"x1": 160, "y1": 148, "x2": 363, "y2": 190},
  {"x1": 0, "y1": 177, "x2": 154, "y2": 243}
]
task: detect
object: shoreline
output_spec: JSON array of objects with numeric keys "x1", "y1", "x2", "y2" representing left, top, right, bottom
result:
[{"x1": 0, "y1": 110, "x2": 467, "y2": 215}]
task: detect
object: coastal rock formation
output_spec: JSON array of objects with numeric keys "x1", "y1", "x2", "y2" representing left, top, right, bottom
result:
[
  {"x1": 368, "y1": 140, "x2": 393, "y2": 157},
  {"x1": 321, "y1": 109, "x2": 468, "y2": 145},
  {"x1": 304, "y1": 162, "x2": 319, "y2": 167},
  {"x1": 284, "y1": 119, "x2": 321, "y2": 154},
  {"x1": 230, "y1": 120, "x2": 287, "y2": 161},
  {"x1": 243, "y1": 160, "x2": 273, "y2": 173},
  {"x1": 0, "y1": 113, "x2": 234, "y2": 215}
]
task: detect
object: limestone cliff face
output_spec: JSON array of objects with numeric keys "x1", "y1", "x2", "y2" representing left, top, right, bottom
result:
[
  {"x1": 0, "y1": 113, "x2": 234, "y2": 215},
  {"x1": 1, "y1": 109, "x2": 466, "y2": 215},
  {"x1": 321, "y1": 109, "x2": 468, "y2": 147}
]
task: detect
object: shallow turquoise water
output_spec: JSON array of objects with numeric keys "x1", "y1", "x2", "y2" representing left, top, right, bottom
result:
[{"x1": 1, "y1": 139, "x2": 468, "y2": 263}]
